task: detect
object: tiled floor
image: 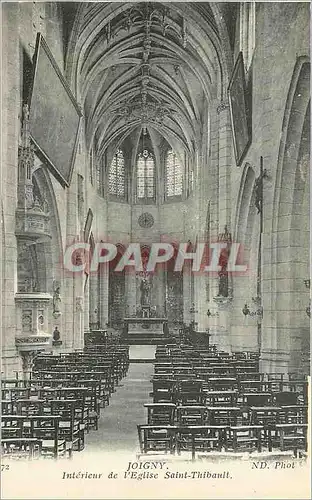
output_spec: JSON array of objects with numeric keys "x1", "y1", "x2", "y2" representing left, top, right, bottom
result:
[{"x1": 85, "y1": 361, "x2": 154, "y2": 453}]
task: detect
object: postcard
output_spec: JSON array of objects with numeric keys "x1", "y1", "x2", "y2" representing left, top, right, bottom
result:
[{"x1": 1, "y1": 1, "x2": 310, "y2": 499}]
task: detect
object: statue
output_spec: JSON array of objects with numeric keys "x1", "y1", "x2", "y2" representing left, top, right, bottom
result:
[
  {"x1": 42, "y1": 190, "x2": 49, "y2": 213},
  {"x1": 218, "y1": 264, "x2": 229, "y2": 297},
  {"x1": 254, "y1": 175, "x2": 262, "y2": 214},
  {"x1": 33, "y1": 196, "x2": 43, "y2": 212},
  {"x1": 53, "y1": 284, "x2": 61, "y2": 318},
  {"x1": 53, "y1": 326, "x2": 60, "y2": 341},
  {"x1": 23, "y1": 103, "x2": 30, "y2": 121},
  {"x1": 254, "y1": 168, "x2": 268, "y2": 214},
  {"x1": 52, "y1": 326, "x2": 62, "y2": 346},
  {"x1": 140, "y1": 278, "x2": 151, "y2": 306},
  {"x1": 217, "y1": 226, "x2": 231, "y2": 298}
]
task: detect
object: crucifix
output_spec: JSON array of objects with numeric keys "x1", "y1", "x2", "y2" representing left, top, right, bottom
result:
[
  {"x1": 254, "y1": 157, "x2": 268, "y2": 216},
  {"x1": 254, "y1": 156, "x2": 268, "y2": 350}
]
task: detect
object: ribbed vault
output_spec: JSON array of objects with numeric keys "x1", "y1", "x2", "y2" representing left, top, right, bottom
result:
[{"x1": 65, "y1": 2, "x2": 233, "y2": 158}]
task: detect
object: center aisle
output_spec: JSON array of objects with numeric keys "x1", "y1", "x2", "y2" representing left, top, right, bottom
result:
[{"x1": 85, "y1": 358, "x2": 154, "y2": 454}]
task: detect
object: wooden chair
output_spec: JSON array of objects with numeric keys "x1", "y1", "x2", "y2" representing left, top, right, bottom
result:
[
  {"x1": 56, "y1": 387, "x2": 90, "y2": 431},
  {"x1": 204, "y1": 391, "x2": 238, "y2": 407},
  {"x1": 84, "y1": 390, "x2": 100, "y2": 431},
  {"x1": 278, "y1": 405, "x2": 308, "y2": 425},
  {"x1": 2, "y1": 387, "x2": 31, "y2": 400},
  {"x1": 1, "y1": 438, "x2": 42, "y2": 460},
  {"x1": 1, "y1": 415, "x2": 24, "y2": 439},
  {"x1": 288, "y1": 372, "x2": 307, "y2": 382},
  {"x1": 16, "y1": 399, "x2": 45, "y2": 416},
  {"x1": 152, "y1": 380, "x2": 177, "y2": 403},
  {"x1": 245, "y1": 393, "x2": 272, "y2": 407},
  {"x1": 284, "y1": 380, "x2": 308, "y2": 404},
  {"x1": 272, "y1": 391, "x2": 298, "y2": 406},
  {"x1": 207, "y1": 377, "x2": 238, "y2": 392},
  {"x1": 177, "y1": 380, "x2": 204, "y2": 405},
  {"x1": 1, "y1": 400, "x2": 15, "y2": 415},
  {"x1": 35, "y1": 387, "x2": 58, "y2": 401},
  {"x1": 206, "y1": 406, "x2": 241, "y2": 426},
  {"x1": 249, "y1": 406, "x2": 282, "y2": 450},
  {"x1": 208, "y1": 364, "x2": 235, "y2": 376},
  {"x1": 50, "y1": 400, "x2": 85, "y2": 453},
  {"x1": 238, "y1": 380, "x2": 265, "y2": 393},
  {"x1": 137, "y1": 424, "x2": 177, "y2": 454},
  {"x1": 154, "y1": 363, "x2": 173, "y2": 377},
  {"x1": 266, "y1": 373, "x2": 283, "y2": 392},
  {"x1": 271, "y1": 423, "x2": 308, "y2": 457},
  {"x1": 29, "y1": 415, "x2": 69, "y2": 459},
  {"x1": 176, "y1": 405, "x2": 208, "y2": 425},
  {"x1": 249, "y1": 406, "x2": 281, "y2": 425},
  {"x1": 238, "y1": 372, "x2": 265, "y2": 382},
  {"x1": 144, "y1": 403, "x2": 176, "y2": 425},
  {"x1": 225, "y1": 425, "x2": 263, "y2": 453},
  {"x1": 1, "y1": 415, "x2": 68, "y2": 459},
  {"x1": 176, "y1": 425, "x2": 225, "y2": 460}
]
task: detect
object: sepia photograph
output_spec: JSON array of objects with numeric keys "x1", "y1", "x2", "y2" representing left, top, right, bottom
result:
[{"x1": 0, "y1": 1, "x2": 311, "y2": 499}]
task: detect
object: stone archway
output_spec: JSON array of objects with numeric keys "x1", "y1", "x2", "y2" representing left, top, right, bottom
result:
[
  {"x1": 231, "y1": 163, "x2": 260, "y2": 352},
  {"x1": 262, "y1": 57, "x2": 310, "y2": 373},
  {"x1": 31, "y1": 168, "x2": 63, "y2": 291}
]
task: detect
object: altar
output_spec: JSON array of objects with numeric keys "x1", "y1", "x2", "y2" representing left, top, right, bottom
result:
[
  {"x1": 124, "y1": 275, "x2": 169, "y2": 342},
  {"x1": 124, "y1": 316, "x2": 167, "y2": 336}
]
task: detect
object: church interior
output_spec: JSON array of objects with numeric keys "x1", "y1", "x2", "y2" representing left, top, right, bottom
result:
[{"x1": 1, "y1": 1, "x2": 310, "y2": 463}]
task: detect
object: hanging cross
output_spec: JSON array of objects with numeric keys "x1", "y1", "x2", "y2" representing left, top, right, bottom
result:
[{"x1": 255, "y1": 157, "x2": 268, "y2": 214}]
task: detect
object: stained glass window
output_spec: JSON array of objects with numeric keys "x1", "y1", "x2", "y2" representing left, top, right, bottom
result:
[
  {"x1": 108, "y1": 149, "x2": 126, "y2": 198},
  {"x1": 136, "y1": 149, "x2": 155, "y2": 200},
  {"x1": 166, "y1": 149, "x2": 183, "y2": 198}
]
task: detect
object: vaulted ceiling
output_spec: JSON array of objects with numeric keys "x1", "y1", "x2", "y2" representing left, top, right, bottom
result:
[{"x1": 65, "y1": 2, "x2": 235, "y2": 159}]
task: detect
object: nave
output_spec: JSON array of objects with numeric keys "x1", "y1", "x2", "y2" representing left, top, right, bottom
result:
[
  {"x1": 86, "y1": 359, "x2": 154, "y2": 453},
  {"x1": 0, "y1": 4, "x2": 310, "y2": 495},
  {"x1": 1, "y1": 338, "x2": 308, "y2": 463}
]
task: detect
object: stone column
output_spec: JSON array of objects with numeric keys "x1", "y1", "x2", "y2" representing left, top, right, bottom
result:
[
  {"x1": 217, "y1": 101, "x2": 232, "y2": 230},
  {"x1": 74, "y1": 293, "x2": 84, "y2": 349},
  {"x1": 89, "y1": 272, "x2": 98, "y2": 329},
  {"x1": 84, "y1": 276, "x2": 90, "y2": 331},
  {"x1": 125, "y1": 270, "x2": 136, "y2": 317},
  {"x1": 183, "y1": 262, "x2": 192, "y2": 325},
  {"x1": 153, "y1": 268, "x2": 165, "y2": 317},
  {"x1": 64, "y1": 175, "x2": 84, "y2": 349},
  {"x1": 99, "y1": 262, "x2": 109, "y2": 327},
  {"x1": 212, "y1": 101, "x2": 233, "y2": 351},
  {"x1": 2, "y1": 3, "x2": 21, "y2": 376}
]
